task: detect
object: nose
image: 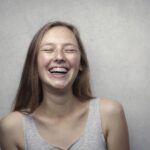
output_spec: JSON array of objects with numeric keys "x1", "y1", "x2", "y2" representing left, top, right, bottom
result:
[{"x1": 54, "y1": 49, "x2": 66, "y2": 62}]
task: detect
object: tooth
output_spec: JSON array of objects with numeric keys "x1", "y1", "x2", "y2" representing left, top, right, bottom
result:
[
  {"x1": 49, "y1": 67, "x2": 68, "y2": 73},
  {"x1": 51, "y1": 68, "x2": 67, "y2": 72}
]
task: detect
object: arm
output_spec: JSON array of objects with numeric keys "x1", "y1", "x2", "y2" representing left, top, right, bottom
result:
[
  {"x1": 100, "y1": 99, "x2": 130, "y2": 150},
  {"x1": 0, "y1": 112, "x2": 23, "y2": 150}
]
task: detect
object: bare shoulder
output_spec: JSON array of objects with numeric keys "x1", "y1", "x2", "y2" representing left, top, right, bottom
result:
[
  {"x1": 98, "y1": 98, "x2": 126, "y2": 135},
  {"x1": 0, "y1": 111, "x2": 23, "y2": 132},
  {"x1": 99, "y1": 98, "x2": 130, "y2": 150},
  {"x1": 0, "y1": 111, "x2": 24, "y2": 149},
  {"x1": 99, "y1": 98, "x2": 125, "y2": 117}
]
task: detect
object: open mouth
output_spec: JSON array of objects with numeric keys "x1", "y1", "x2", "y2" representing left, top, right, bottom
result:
[{"x1": 48, "y1": 67, "x2": 69, "y2": 74}]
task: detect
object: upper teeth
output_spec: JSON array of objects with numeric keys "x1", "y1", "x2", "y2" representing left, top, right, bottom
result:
[{"x1": 49, "y1": 67, "x2": 68, "y2": 73}]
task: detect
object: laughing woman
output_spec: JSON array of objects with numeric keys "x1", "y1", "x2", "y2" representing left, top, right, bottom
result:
[{"x1": 0, "y1": 21, "x2": 130, "y2": 150}]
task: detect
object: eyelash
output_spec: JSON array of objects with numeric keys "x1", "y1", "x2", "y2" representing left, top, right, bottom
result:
[
  {"x1": 43, "y1": 49, "x2": 54, "y2": 52},
  {"x1": 42, "y1": 48, "x2": 77, "y2": 53},
  {"x1": 64, "y1": 49, "x2": 77, "y2": 53}
]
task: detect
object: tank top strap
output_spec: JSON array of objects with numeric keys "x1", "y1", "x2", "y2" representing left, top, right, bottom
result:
[
  {"x1": 23, "y1": 114, "x2": 35, "y2": 149},
  {"x1": 22, "y1": 114, "x2": 51, "y2": 150},
  {"x1": 81, "y1": 98, "x2": 106, "y2": 149}
]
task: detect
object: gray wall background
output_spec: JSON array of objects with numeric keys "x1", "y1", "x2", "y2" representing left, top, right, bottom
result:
[{"x1": 0, "y1": 0, "x2": 150, "y2": 149}]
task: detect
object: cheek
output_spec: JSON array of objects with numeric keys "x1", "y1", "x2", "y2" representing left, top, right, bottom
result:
[
  {"x1": 37, "y1": 53, "x2": 50, "y2": 67},
  {"x1": 37, "y1": 54, "x2": 50, "y2": 80},
  {"x1": 69, "y1": 54, "x2": 80, "y2": 65}
]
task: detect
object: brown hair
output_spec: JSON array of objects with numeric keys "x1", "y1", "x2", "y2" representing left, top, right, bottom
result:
[{"x1": 13, "y1": 21, "x2": 94, "y2": 112}]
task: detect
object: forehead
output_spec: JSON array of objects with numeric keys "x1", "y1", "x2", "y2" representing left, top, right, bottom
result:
[{"x1": 41, "y1": 26, "x2": 78, "y2": 45}]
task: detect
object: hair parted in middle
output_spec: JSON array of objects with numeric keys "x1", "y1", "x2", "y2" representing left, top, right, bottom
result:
[{"x1": 13, "y1": 21, "x2": 94, "y2": 112}]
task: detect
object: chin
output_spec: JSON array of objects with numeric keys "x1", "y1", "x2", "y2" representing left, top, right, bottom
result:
[
  {"x1": 47, "y1": 80, "x2": 69, "y2": 88},
  {"x1": 43, "y1": 77, "x2": 75, "y2": 93}
]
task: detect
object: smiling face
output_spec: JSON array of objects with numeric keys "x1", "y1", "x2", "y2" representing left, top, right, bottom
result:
[{"x1": 37, "y1": 26, "x2": 81, "y2": 93}]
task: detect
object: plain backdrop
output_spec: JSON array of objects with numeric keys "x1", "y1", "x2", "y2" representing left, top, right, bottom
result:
[{"x1": 0, "y1": 0, "x2": 150, "y2": 150}]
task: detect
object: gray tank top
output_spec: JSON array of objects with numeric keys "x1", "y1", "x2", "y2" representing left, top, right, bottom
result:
[{"x1": 23, "y1": 98, "x2": 107, "y2": 150}]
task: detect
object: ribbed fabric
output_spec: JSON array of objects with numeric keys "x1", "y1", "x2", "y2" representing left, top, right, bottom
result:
[{"x1": 23, "y1": 98, "x2": 107, "y2": 150}]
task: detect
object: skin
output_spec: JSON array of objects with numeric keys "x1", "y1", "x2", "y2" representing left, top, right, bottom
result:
[
  {"x1": 38, "y1": 26, "x2": 82, "y2": 94},
  {"x1": 0, "y1": 27, "x2": 130, "y2": 150}
]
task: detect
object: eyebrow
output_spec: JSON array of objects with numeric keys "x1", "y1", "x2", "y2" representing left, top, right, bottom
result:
[{"x1": 40, "y1": 42, "x2": 78, "y2": 48}]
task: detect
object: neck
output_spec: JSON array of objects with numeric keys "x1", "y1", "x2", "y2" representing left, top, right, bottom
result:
[{"x1": 36, "y1": 88, "x2": 80, "y2": 118}]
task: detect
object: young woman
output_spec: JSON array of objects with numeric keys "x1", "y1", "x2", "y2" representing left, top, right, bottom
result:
[{"x1": 0, "y1": 21, "x2": 130, "y2": 150}]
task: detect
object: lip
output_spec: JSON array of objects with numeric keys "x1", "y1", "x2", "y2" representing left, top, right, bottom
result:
[{"x1": 48, "y1": 66, "x2": 70, "y2": 78}]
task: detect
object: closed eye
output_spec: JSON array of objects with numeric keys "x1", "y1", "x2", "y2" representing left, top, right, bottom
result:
[
  {"x1": 42, "y1": 48, "x2": 54, "y2": 52},
  {"x1": 64, "y1": 49, "x2": 78, "y2": 53}
]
